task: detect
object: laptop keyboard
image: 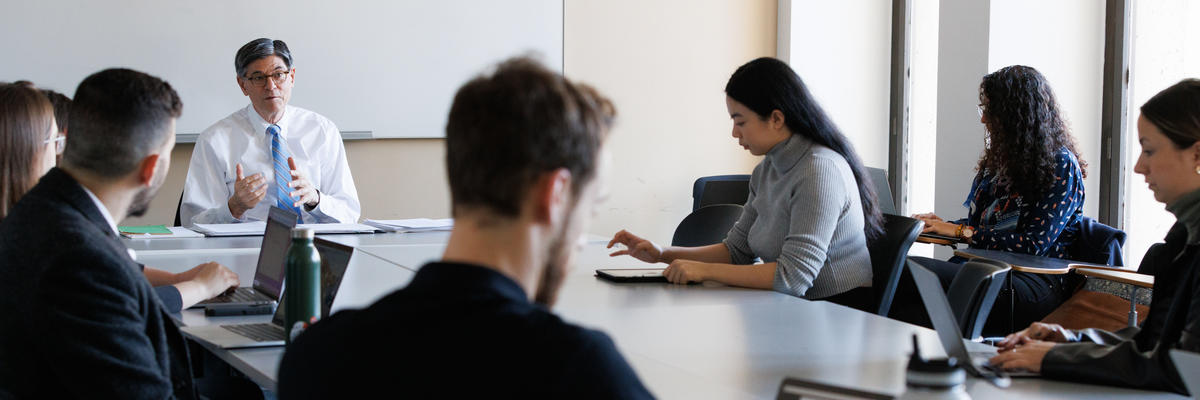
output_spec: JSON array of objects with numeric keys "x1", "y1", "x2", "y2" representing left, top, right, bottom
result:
[
  {"x1": 221, "y1": 323, "x2": 285, "y2": 342},
  {"x1": 204, "y1": 289, "x2": 268, "y2": 304}
]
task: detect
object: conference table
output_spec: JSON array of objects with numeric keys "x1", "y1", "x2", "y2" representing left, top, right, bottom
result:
[{"x1": 125, "y1": 232, "x2": 1183, "y2": 399}]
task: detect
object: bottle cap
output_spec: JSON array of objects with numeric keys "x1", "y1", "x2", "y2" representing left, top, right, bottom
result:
[{"x1": 291, "y1": 227, "x2": 314, "y2": 239}]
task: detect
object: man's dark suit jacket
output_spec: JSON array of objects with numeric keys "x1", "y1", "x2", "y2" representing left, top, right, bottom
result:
[{"x1": 0, "y1": 168, "x2": 196, "y2": 399}]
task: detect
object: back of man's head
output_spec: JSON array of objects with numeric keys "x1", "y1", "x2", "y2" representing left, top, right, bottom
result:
[
  {"x1": 63, "y1": 68, "x2": 182, "y2": 179},
  {"x1": 39, "y1": 89, "x2": 70, "y2": 134},
  {"x1": 445, "y1": 57, "x2": 615, "y2": 219}
]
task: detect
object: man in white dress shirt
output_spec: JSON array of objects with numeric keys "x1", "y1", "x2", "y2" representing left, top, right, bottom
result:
[{"x1": 181, "y1": 38, "x2": 360, "y2": 224}]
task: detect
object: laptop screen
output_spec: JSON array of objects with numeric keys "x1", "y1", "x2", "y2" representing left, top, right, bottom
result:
[
  {"x1": 271, "y1": 238, "x2": 354, "y2": 326},
  {"x1": 908, "y1": 260, "x2": 975, "y2": 366},
  {"x1": 252, "y1": 207, "x2": 299, "y2": 298}
]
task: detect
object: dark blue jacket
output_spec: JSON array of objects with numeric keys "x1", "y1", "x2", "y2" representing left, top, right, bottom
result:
[
  {"x1": 0, "y1": 168, "x2": 196, "y2": 399},
  {"x1": 1067, "y1": 215, "x2": 1127, "y2": 266}
]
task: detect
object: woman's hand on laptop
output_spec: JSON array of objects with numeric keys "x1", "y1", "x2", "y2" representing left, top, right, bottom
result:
[
  {"x1": 988, "y1": 340, "x2": 1055, "y2": 373},
  {"x1": 997, "y1": 322, "x2": 1075, "y2": 350},
  {"x1": 607, "y1": 230, "x2": 663, "y2": 263}
]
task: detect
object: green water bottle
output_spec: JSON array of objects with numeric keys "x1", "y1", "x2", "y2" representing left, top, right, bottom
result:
[{"x1": 285, "y1": 227, "x2": 320, "y2": 345}]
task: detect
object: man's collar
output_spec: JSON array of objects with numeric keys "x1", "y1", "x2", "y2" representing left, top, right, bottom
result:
[
  {"x1": 245, "y1": 104, "x2": 290, "y2": 136},
  {"x1": 78, "y1": 182, "x2": 119, "y2": 236}
]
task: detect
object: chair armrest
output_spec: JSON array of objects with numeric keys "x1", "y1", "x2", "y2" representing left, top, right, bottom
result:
[{"x1": 1074, "y1": 267, "x2": 1154, "y2": 289}]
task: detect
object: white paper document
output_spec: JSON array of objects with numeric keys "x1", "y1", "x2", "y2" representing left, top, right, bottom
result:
[
  {"x1": 363, "y1": 218, "x2": 454, "y2": 233},
  {"x1": 188, "y1": 222, "x2": 379, "y2": 237}
]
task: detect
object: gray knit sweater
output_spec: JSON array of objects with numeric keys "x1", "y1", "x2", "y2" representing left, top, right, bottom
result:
[{"x1": 722, "y1": 134, "x2": 873, "y2": 299}]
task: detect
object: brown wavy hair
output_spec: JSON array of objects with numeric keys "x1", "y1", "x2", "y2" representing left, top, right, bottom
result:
[
  {"x1": 0, "y1": 83, "x2": 55, "y2": 220},
  {"x1": 977, "y1": 65, "x2": 1087, "y2": 200}
]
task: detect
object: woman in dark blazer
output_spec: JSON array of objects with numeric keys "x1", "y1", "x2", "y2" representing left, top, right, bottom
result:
[{"x1": 989, "y1": 79, "x2": 1200, "y2": 395}]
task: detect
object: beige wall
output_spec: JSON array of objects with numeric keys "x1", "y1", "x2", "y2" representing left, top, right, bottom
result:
[
  {"x1": 563, "y1": 0, "x2": 774, "y2": 242},
  {"x1": 125, "y1": 0, "x2": 775, "y2": 245}
]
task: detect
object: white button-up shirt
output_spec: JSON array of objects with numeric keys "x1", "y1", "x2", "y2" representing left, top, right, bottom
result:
[{"x1": 181, "y1": 105, "x2": 361, "y2": 224}]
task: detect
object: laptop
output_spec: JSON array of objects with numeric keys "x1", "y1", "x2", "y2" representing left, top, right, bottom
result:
[
  {"x1": 1171, "y1": 349, "x2": 1200, "y2": 399},
  {"x1": 181, "y1": 238, "x2": 354, "y2": 348},
  {"x1": 191, "y1": 206, "x2": 298, "y2": 312},
  {"x1": 909, "y1": 260, "x2": 1035, "y2": 385}
]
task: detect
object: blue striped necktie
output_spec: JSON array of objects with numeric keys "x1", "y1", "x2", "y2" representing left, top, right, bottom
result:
[{"x1": 268, "y1": 124, "x2": 303, "y2": 220}]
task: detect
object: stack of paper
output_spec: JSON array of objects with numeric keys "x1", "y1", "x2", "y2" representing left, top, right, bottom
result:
[
  {"x1": 189, "y1": 222, "x2": 267, "y2": 237},
  {"x1": 189, "y1": 222, "x2": 380, "y2": 236},
  {"x1": 364, "y1": 218, "x2": 454, "y2": 233},
  {"x1": 297, "y1": 223, "x2": 379, "y2": 234}
]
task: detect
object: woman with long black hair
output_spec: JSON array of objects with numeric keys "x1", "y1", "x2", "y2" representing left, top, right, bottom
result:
[{"x1": 607, "y1": 57, "x2": 883, "y2": 310}]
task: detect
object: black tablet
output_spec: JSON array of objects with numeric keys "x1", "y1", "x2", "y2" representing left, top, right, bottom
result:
[
  {"x1": 594, "y1": 268, "x2": 669, "y2": 283},
  {"x1": 776, "y1": 377, "x2": 894, "y2": 400}
]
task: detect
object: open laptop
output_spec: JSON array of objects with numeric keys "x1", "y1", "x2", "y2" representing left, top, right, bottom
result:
[
  {"x1": 181, "y1": 238, "x2": 354, "y2": 348},
  {"x1": 1171, "y1": 349, "x2": 1200, "y2": 399},
  {"x1": 909, "y1": 260, "x2": 1033, "y2": 385},
  {"x1": 191, "y1": 206, "x2": 298, "y2": 312}
]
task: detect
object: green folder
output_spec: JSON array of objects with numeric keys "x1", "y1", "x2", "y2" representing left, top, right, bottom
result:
[{"x1": 118, "y1": 224, "x2": 172, "y2": 235}]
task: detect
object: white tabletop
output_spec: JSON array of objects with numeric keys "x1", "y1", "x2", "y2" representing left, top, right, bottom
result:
[{"x1": 137, "y1": 235, "x2": 1184, "y2": 399}]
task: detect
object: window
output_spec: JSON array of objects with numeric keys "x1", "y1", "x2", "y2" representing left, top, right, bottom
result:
[{"x1": 1121, "y1": 0, "x2": 1200, "y2": 267}]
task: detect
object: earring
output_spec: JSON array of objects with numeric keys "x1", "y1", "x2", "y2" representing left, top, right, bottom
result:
[{"x1": 1195, "y1": 166, "x2": 1200, "y2": 175}]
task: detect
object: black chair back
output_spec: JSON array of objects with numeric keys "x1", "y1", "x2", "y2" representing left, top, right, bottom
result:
[
  {"x1": 946, "y1": 259, "x2": 1010, "y2": 339},
  {"x1": 865, "y1": 167, "x2": 897, "y2": 215},
  {"x1": 173, "y1": 192, "x2": 183, "y2": 227},
  {"x1": 692, "y1": 175, "x2": 750, "y2": 211},
  {"x1": 671, "y1": 204, "x2": 744, "y2": 247},
  {"x1": 868, "y1": 214, "x2": 923, "y2": 316},
  {"x1": 1068, "y1": 215, "x2": 1127, "y2": 266}
]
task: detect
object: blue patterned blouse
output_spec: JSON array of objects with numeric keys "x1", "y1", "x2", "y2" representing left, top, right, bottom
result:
[{"x1": 951, "y1": 147, "x2": 1085, "y2": 258}]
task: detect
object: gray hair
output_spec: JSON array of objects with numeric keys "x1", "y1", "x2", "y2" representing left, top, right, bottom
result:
[{"x1": 234, "y1": 38, "x2": 293, "y2": 77}]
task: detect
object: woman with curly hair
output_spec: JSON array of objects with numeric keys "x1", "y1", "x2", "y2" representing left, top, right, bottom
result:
[{"x1": 904, "y1": 65, "x2": 1087, "y2": 334}]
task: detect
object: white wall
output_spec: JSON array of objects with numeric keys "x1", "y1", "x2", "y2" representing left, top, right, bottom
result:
[
  {"x1": 779, "y1": 0, "x2": 892, "y2": 170},
  {"x1": 125, "y1": 0, "x2": 775, "y2": 247},
  {"x1": 988, "y1": 0, "x2": 1105, "y2": 217},
  {"x1": 931, "y1": 0, "x2": 990, "y2": 258},
  {"x1": 564, "y1": 0, "x2": 773, "y2": 243}
]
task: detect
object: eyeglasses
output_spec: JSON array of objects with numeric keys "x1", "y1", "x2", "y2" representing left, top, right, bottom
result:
[
  {"x1": 242, "y1": 70, "x2": 291, "y2": 88},
  {"x1": 44, "y1": 134, "x2": 65, "y2": 155}
]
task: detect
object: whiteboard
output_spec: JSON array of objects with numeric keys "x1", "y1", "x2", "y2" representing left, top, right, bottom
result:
[{"x1": 0, "y1": 0, "x2": 563, "y2": 139}]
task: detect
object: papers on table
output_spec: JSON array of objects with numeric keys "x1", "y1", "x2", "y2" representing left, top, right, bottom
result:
[
  {"x1": 190, "y1": 221, "x2": 267, "y2": 237},
  {"x1": 188, "y1": 222, "x2": 380, "y2": 237},
  {"x1": 298, "y1": 223, "x2": 379, "y2": 234},
  {"x1": 363, "y1": 218, "x2": 454, "y2": 233},
  {"x1": 121, "y1": 226, "x2": 206, "y2": 239}
]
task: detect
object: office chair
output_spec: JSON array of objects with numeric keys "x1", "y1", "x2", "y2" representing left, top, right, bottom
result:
[
  {"x1": 1067, "y1": 215, "x2": 1127, "y2": 267},
  {"x1": 173, "y1": 192, "x2": 183, "y2": 227},
  {"x1": 865, "y1": 167, "x2": 897, "y2": 215},
  {"x1": 671, "y1": 204, "x2": 744, "y2": 247},
  {"x1": 946, "y1": 259, "x2": 1010, "y2": 340},
  {"x1": 868, "y1": 214, "x2": 924, "y2": 316},
  {"x1": 692, "y1": 175, "x2": 750, "y2": 211}
]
